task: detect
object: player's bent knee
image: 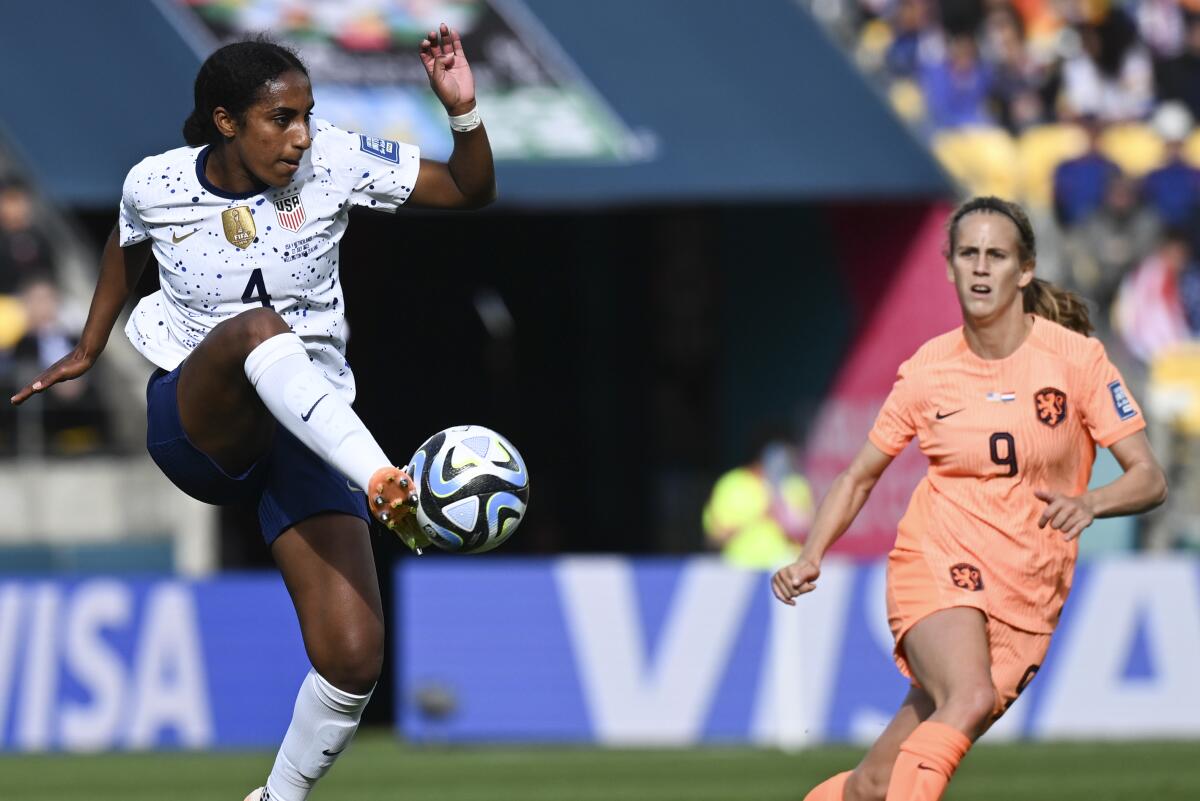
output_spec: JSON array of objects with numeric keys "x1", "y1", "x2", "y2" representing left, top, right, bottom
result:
[
  {"x1": 953, "y1": 683, "x2": 1000, "y2": 731},
  {"x1": 312, "y1": 626, "x2": 384, "y2": 695},
  {"x1": 231, "y1": 307, "x2": 291, "y2": 351}
]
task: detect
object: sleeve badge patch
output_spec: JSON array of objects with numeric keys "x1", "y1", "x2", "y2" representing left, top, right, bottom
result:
[
  {"x1": 1108, "y1": 380, "x2": 1138, "y2": 420},
  {"x1": 359, "y1": 135, "x2": 401, "y2": 164}
]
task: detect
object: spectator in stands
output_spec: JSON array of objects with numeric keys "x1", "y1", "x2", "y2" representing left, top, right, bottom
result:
[
  {"x1": 0, "y1": 180, "x2": 53, "y2": 294},
  {"x1": 1137, "y1": 0, "x2": 1187, "y2": 60},
  {"x1": 1180, "y1": 247, "x2": 1200, "y2": 334},
  {"x1": 1060, "y1": 7, "x2": 1154, "y2": 122},
  {"x1": 10, "y1": 278, "x2": 106, "y2": 454},
  {"x1": 1053, "y1": 114, "x2": 1121, "y2": 226},
  {"x1": 985, "y1": 3, "x2": 1049, "y2": 132},
  {"x1": 703, "y1": 440, "x2": 812, "y2": 569},
  {"x1": 1142, "y1": 102, "x2": 1200, "y2": 227},
  {"x1": 936, "y1": 0, "x2": 985, "y2": 39},
  {"x1": 1063, "y1": 173, "x2": 1162, "y2": 316},
  {"x1": 920, "y1": 31, "x2": 995, "y2": 130},
  {"x1": 1113, "y1": 227, "x2": 1196, "y2": 364},
  {"x1": 1156, "y1": 12, "x2": 1200, "y2": 119},
  {"x1": 885, "y1": 0, "x2": 940, "y2": 78}
]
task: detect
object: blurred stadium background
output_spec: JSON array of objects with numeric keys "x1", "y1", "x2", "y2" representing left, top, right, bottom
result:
[{"x1": 0, "y1": 0, "x2": 1198, "y2": 799}]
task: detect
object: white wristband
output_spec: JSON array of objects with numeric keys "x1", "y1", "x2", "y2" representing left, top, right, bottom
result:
[{"x1": 448, "y1": 106, "x2": 482, "y2": 132}]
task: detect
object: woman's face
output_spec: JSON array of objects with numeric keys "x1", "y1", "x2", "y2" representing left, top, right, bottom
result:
[
  {"x1": 946, "y1": 211, "x2": 1033, "y2": 324},
  {"x1": 217, "y1": 69, "x2": 314, "y2": 188}
]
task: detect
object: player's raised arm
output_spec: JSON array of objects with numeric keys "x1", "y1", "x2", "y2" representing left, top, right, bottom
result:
[
  {"x1": 10, "y1": 228, "x2": 151, "y2": 405},
  {"x1": 407, "y1": 23, "x2": 496, "y2": 210},
  {"x1": 771, "y1": 440, "x2": 894, "y2": 605}
]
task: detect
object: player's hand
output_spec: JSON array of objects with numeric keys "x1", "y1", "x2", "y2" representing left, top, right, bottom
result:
[
  {"x1": 1034, "y1": 489, "x2": 1095, "y2": 541},
  {"x1": 420, "y1": 23, "x2": 477, "y2": 116},
  {"x1": 771, "y1": 557, "x2": 821, "y2": 606},
  {"x1": 10, "y1": 346, "x2": 95, "y2": 406}
]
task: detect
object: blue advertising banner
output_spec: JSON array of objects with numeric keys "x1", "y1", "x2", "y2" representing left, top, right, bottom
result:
[
  {"x1": 0, "y1": 575, "x2": 308, "y2": 751},
  {"x1": 398, "y1": 556, "x2": 1200, "y2": 745}
]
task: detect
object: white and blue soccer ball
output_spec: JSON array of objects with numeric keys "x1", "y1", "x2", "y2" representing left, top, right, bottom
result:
[{"x1": 406, "y1": 425, "x2": 529, "y2": 553}]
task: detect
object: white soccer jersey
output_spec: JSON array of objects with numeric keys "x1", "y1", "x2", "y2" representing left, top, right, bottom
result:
[{"x1": 120, "y1": 119, "x2": 420, "y2": 402}]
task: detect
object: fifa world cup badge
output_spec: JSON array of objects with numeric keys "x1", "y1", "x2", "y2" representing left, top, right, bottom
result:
[{"x1": 221, "y1": 206, "x2": 256, "y2": 249}]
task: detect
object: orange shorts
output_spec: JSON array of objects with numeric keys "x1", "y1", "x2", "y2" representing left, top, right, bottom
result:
[{"x1": 886, "y1": 547, "x2": 1052, "y2": 719}]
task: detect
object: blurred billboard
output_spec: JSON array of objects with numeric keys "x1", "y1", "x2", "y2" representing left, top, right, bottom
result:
[
  {"x1": 0, "y1": 556, "x2": 1194, "y2": 752},
  {"x1": 399, "y1": 555, "x2": 1200, "y2": 746},
  {"x1": 175, "y1": 0, "x2": 647, "y2": 163}
]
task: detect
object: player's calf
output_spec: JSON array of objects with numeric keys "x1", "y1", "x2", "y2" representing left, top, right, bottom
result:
[{"x1": 263, "y1": 669, "x2": 374, "y2": 801}]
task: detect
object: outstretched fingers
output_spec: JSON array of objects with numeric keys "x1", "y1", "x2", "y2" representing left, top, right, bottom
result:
[
  {"x1": 11, "y1": 357, "x2": 84, "y2": 405},
  {"x1": 419, "y1": 35, "x2": 438, "y2": 76},
  {"x1": 433, "y1": 23, "x2": 456, "y2": 69}
]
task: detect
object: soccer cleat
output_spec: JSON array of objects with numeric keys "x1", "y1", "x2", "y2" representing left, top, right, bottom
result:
[
  {"x1": 393, "y1": 511, "x2": 434, "y2": 555},
  {"x1": 367, "y1": 467, "x2": 427, "y2": 552}
]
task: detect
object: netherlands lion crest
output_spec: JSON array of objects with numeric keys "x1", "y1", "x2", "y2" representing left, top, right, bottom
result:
[
  {"x1": 1034, "y1": 387, "x2": 1067, "y2": 428},
  {"x1": 950, "y1": 563, "x2": 984, "y2": 592}
]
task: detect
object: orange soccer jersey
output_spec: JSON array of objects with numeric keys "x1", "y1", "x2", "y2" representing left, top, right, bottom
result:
[{"x1": 868, "y1": 316, "x2": 1145, "y2": 634}]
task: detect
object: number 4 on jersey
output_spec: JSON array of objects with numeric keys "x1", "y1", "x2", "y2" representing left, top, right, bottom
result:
[{"x1": 242, "y1": 268, "x2": 274, "y2": 309}]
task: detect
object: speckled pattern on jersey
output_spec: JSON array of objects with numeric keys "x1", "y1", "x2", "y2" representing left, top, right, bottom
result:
[{"x1": 119, "y1": 119, "x2": 420, "y2": 402}]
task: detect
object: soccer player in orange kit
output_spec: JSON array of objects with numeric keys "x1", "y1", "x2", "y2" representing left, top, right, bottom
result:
[{"x1": 772, "y1": 196, "x2": 1168, "y2": 801}]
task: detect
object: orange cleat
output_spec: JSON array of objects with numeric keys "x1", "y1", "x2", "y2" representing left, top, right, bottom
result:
[{"x1": 366, "y1": 467, "x2": 428, "y2": 552}]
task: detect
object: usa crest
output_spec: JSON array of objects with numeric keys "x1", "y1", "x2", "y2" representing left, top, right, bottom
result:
[
  {"x1": 1034, "y1": 387, "x2": 1067, "y2": 428},
  {"x1": 274, "y1": 193, "x2": 306, "y2": 233},
  {"x1": 221, "y1": 206, "x2": 255, "y2": 250}
]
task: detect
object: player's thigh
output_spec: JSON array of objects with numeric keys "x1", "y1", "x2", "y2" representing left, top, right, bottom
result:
[
  {"x1": 846, "y1": 686, "x2": 935, "y2": 801},
  {"x1": 272, "y1": 512, "x2": 384, "y2": 693},
  {"x1": 900, "y1": 606, "x2": 994, "y2": 710},
  {"x1": 176, "y1": 308, "x2": 290, "y2": 473}
]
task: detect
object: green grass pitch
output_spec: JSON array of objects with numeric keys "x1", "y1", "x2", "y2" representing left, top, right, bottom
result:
[{"x1": 2, "y1": 731, "x2": 1197, "y2": 800}]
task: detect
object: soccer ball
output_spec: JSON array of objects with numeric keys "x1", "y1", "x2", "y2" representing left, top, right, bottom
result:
[{"x1": 406, "y1": 425, "x2": 529, "y2": 553}]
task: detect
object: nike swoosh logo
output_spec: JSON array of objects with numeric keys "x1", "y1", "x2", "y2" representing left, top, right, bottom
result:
[
  {"x1": 171, "y1": 229, "x2": 199, "y2": 244},
  {"x1": 322, "y1": 747, "x2": 344, "y2": 757},
  {"x1": 935, "y1": 409, "x2": 963, "y2": 420},
  {"x1": 917, "y1": 763, "x2": 939, "y2": 772},
  {"x1": 301, "y1": 394, "x2": 328, "y2": 422}
]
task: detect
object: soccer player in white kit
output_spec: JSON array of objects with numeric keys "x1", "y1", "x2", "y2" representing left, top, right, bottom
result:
[{"x1": 11, "y1": 26, "x2": 493, "y2": 801}]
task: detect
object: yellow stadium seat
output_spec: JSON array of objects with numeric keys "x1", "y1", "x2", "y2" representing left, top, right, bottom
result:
[
  {"x1": 856, "y1": 19, "x2": 894, "y2": 73},
  {"x1": 1149, "y1": 343, "x2": 1200, "y2": 437},
  {"x1": 1016, "y1": 123, "x2": 1088, "y2": 209},
  {"x1": 0, "y1": 295, "x2": 28, "y2": 349},
  {"x1": 888, "y1": 79, "x2": 925, "y2": 125},
  {"x1": 932, "y1": 127, "x2": 1020, "y2": 199},
  {"x1": 1184, "y1": 129, "x2": 1200, "y2": 168},
  {"x1": 1099, "y1": 123, "x2": 1166, "y2": 176}
]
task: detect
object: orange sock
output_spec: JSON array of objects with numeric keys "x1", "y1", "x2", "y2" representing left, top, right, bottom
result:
[
  {"x1": 884, "y1": 721, "x2": 971, "y2": 800},
  {"x1": 803, "y1": 770, "x2": 850, "y2": 801}
]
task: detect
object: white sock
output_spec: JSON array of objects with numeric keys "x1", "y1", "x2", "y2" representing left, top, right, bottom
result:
[
  {"x1": 264, "y1": 669, "x2": 373, "y2": 801},
  {"x1": 244, "y1": 333, "x2": 389, "y2": 491}
]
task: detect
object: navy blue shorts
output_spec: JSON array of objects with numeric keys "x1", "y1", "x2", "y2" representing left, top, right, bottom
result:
[{"x1": 145, "y1": 366, "x2": 369, "y2": 545}]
